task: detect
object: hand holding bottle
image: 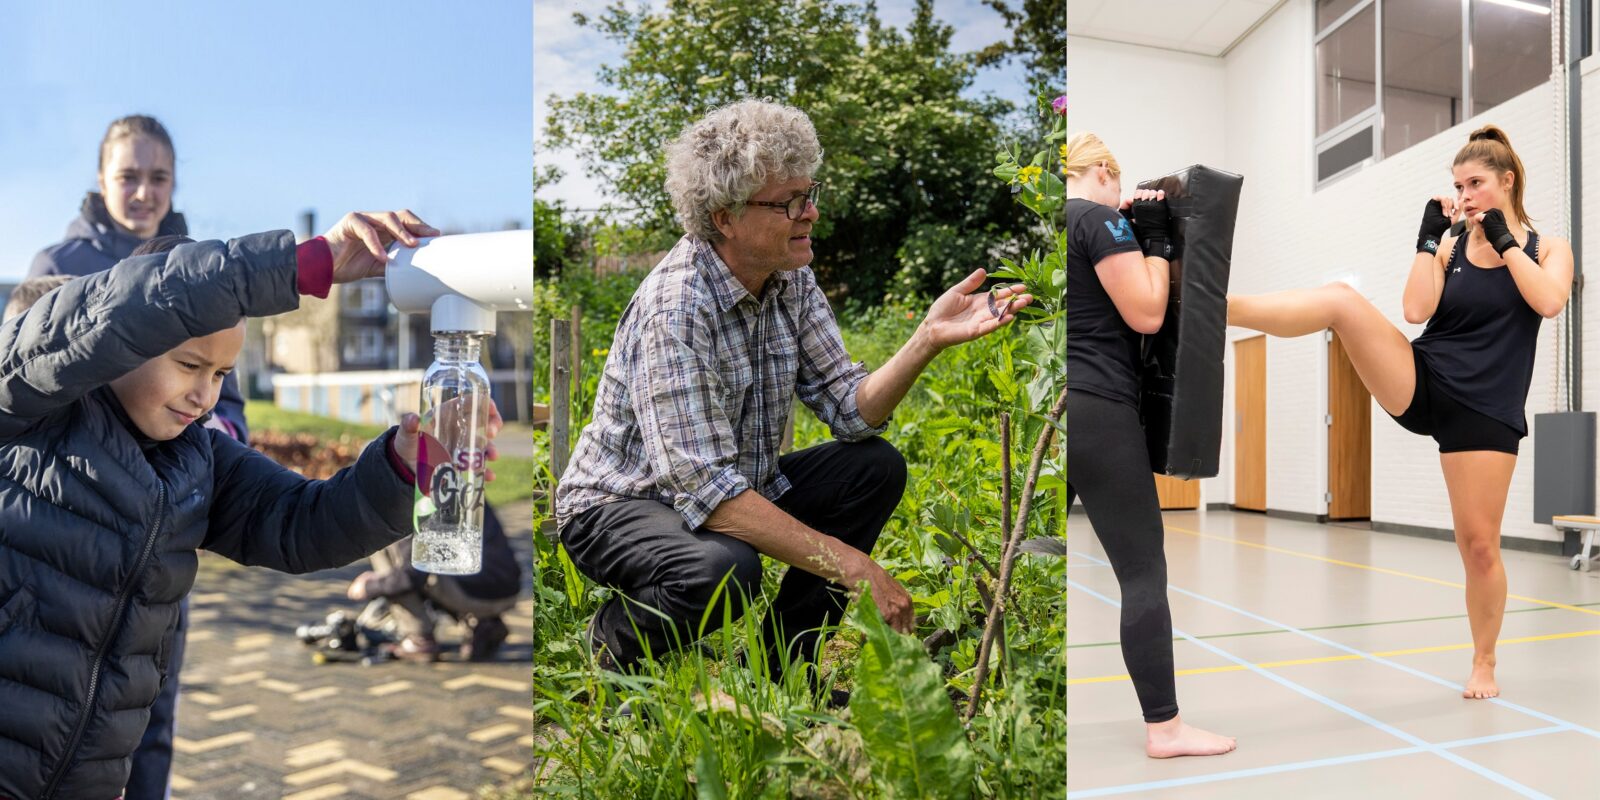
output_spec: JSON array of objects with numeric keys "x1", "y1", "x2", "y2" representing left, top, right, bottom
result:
[{"x1": 395, "y1": 400, "x2": 504, "y2": 482}]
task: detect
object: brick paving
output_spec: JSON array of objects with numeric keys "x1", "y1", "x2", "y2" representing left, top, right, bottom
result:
[{"x1": 166, "y1": 501, "x2": 534, "y2": 799}]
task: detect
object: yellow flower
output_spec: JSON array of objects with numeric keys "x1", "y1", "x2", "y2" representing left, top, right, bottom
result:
[
  {"x1": 592, "y1": 348, "x2": 610, "y2": 357},
  {"x1": 1016, "y1": 165, "x2": 1044, "y2": 186}
]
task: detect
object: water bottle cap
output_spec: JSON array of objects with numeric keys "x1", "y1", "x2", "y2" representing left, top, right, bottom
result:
[{"x1": 430, "y1": 294, "x2": 496, "y2": 335}]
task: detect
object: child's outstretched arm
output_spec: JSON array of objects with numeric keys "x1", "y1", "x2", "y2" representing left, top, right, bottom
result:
[
  {"x1": 205, "y1": 402, "x2": 501, "y2": 573},
  {"x1": 0, "y1": 233, "x2": 305, "y2": 440},
  {"x1": 0, "y1": 210, "x2": 437, "y2": 442},
  {"x1": 202, "y1": 424, "x2": 416, "y2": 573}
]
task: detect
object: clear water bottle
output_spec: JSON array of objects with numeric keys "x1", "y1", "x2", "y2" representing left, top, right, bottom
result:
[{"x1": 413, "y1": 333, "x2": 491, "y2": 574}]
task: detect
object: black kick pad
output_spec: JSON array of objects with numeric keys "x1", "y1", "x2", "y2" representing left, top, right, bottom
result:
[{"x1": 1136, "y1": 165, "x2": 1244, "y2": 479}]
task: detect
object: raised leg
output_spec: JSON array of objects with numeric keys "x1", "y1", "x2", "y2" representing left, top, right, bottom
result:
[{"x1": 1228, "y1": 283, "x2": 1416, "y2": 416}]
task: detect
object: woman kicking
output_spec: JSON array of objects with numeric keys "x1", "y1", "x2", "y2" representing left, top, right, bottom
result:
[{"x1": 1228, "y1": 126, "x2": 1573, "y2": 699}]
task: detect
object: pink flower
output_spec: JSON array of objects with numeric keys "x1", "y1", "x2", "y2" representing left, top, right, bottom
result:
[{"x1": 1051, "y1": 95, "x2": 1067, "y2": 115}]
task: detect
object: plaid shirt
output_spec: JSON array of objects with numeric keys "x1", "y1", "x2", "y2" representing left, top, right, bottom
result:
[{"x1": 554, "y1": 235, "x2": 886, "y2": 532}]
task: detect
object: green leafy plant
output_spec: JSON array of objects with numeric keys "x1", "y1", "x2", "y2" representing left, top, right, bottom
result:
[{"x1": 849, "y1": 590, "x2": 975, "y2": 799}]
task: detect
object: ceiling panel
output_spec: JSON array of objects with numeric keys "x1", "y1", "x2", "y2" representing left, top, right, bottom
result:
[{"x1": 1069, "y1": 0, "x2": 1282, "y2": 57}]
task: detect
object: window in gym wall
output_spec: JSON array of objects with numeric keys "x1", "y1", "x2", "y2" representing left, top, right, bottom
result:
[
  {"x1": 1314, "y1": 0, "x2": 1574, "y2": 188},
  {"x1": 1316, "y1": 2, "x2": 1377, "y2": 136},
  {"x1": 1471, "y1": 0, "x2": 1553, "y2": 112},
  {"x1": 1383, "y1": 0, "x2": 1462, "y2": 156},
  {"x1": 1315, "y1": 0, "x2": 1378, "y2": 185}
]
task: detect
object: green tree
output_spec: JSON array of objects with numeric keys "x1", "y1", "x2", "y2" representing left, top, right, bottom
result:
[
  {"x1": 978, "y1": 0, "x2": 1065, "y2": 93},
  {"x1": 543, "y1": 0, "x2": 1030, "y2": 304}
]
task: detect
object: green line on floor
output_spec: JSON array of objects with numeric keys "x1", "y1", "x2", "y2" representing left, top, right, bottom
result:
[{"x1": 1067, "y1": 601, "x2": 1600, "y2": 649}]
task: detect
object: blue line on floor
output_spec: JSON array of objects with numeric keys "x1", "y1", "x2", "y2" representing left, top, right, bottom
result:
[
  {"x1": 1433, "y1": 725, "x2": 1569, "y2": 749},
  {"x1": 1066, "y1": 726, "x2": 1566, "y2": 799},
  {"x1": 1067, "y1": 578, "x2": 1553, "y2": 799},
  {"x1": 1071, "y1": 548, "x2": 1600, "y2": 740},
  {"x1": 1167, "y1": 583, "x2": 1600, "y2": 743}
]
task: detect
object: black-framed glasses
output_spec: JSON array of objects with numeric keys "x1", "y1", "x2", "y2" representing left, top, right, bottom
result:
[{"x1": 747, "y1": 181, "x2": 821, "y2": 220}]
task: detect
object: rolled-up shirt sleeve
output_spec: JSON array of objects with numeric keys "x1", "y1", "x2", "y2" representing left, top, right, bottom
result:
[
  {"x1": 628, "y1": 309, "x2": 750, "y2": 529},
  {"x1": 793, "y1": 280, "x2": 889, "y2": 442}
]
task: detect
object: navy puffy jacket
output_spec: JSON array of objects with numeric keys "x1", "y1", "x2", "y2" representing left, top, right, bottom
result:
[{"x1": 0, "y1": 232, "x2": 413, "y2": 799}]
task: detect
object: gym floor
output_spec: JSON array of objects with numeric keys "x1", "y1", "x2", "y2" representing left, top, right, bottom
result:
[{"x1": 1067, "y1": 509, "x2": 1600, "y2": 799}]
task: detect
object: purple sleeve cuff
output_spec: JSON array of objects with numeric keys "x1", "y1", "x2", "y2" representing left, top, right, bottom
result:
[{"x1": 295, "y1": 237, "x2": 333, "y2": 299}]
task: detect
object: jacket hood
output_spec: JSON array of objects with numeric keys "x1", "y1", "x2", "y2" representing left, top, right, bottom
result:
[{"x1": 64, "y1": 192, "x2": 188, "y2": 257}]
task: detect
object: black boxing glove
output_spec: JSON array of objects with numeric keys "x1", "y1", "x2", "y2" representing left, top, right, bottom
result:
[
  {"x1": 1131, "y1": 197, "x2": 1173, "y2": 260},
  {"x1": 1416, "y1": 199, "x2": 1452, "y2": 255},
  {"x1": 1478, "y1": 209, "x2": 1519, "y2": 256}
]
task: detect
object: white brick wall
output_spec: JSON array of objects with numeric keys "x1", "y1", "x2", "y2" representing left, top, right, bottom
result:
[{"x1": 1070, "y1": 0, "x2": 1594, "y2": 545}]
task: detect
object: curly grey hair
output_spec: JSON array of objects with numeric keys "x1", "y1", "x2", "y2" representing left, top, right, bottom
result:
[{"x1": 664, "y1": 99, "x2": 823, "y2": 242}]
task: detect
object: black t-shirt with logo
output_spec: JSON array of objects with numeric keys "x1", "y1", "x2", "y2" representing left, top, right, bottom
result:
[{"x1": 1067, "y1": 197, "x2": 1145, "y2": 407}]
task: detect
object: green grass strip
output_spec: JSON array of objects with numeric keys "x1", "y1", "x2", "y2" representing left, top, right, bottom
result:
[
  {"x1": 1067, "y1": 601, "x2": 1600, "y2": 649},
  {"x1": 244, "y1": 400, "x2": 534, "y2": 504}
]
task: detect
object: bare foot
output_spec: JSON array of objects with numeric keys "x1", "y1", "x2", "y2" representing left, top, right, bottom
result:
[
  {"x1": 1146, "y1": 716, "x2": 1237, "y2": 758},
  {"x1": 1463, "y1": 659, "x2": 1499, "y2": 699}
]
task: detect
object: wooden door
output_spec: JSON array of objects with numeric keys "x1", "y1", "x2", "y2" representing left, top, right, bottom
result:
[
  {"x1": 1234, "y1": 336, "x2": 1267, "y2": 511},
  {"x1": 1327, "y1": 331, "x2": 1372, "y2": 519},
  {"x1": 1154, "y1": 473, "x2": 1200, "y2": 510}
]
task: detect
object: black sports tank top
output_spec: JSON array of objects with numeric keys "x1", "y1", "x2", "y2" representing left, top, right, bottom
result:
[{"x1": 1411, "y1": 233, "x2": 1544, "y2": 435}]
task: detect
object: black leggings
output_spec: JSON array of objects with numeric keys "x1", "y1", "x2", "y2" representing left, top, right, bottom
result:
[{"x1": 1067, "y1": 390, "x2": 1179, "y2": 723}]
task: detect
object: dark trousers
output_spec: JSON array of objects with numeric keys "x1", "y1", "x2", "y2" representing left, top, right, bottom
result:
[
  {"x1": 1066, "y1": 391, "x2": 1179, "y2": 723},
  {"x1": 562, "y1": 438, "x2": 906, "y2": 679},
  {"x1": 125, "y1": 597, "x2": 186, "y2": 799}
]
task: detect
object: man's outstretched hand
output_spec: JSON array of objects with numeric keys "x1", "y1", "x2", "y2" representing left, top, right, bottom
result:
[{"x1": 919, "y1": 269, "x2": 1033, "y2": 353}]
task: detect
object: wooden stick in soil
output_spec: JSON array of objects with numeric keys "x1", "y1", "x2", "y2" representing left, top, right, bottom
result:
[
  {"x1": 996, "y1": 413, "x2": 1012, "y2": 675},
  {"x1": 968, "y1": 411, "x2": 1015, "y2": 703},
  {"x1": 964, "y1": 386, "x2": 1067, "y2": 721}
]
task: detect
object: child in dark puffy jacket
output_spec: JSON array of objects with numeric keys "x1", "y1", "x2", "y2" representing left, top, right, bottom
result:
[{"x1": 0, "y1": 211, "x2": 504, "y2": 800}]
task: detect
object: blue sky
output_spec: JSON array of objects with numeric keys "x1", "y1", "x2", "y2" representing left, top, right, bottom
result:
[
  {"x1": 0, "y1": 1, "x2": 532, "y2": 282},
  {"x1": 535, "y1": 0, "x2": 1035, "y2": 211}
]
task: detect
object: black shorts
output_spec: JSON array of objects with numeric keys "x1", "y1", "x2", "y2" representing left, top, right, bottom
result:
[{"x1": 1389, "y1": 349, "x2": 1522, "y2": 455}]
